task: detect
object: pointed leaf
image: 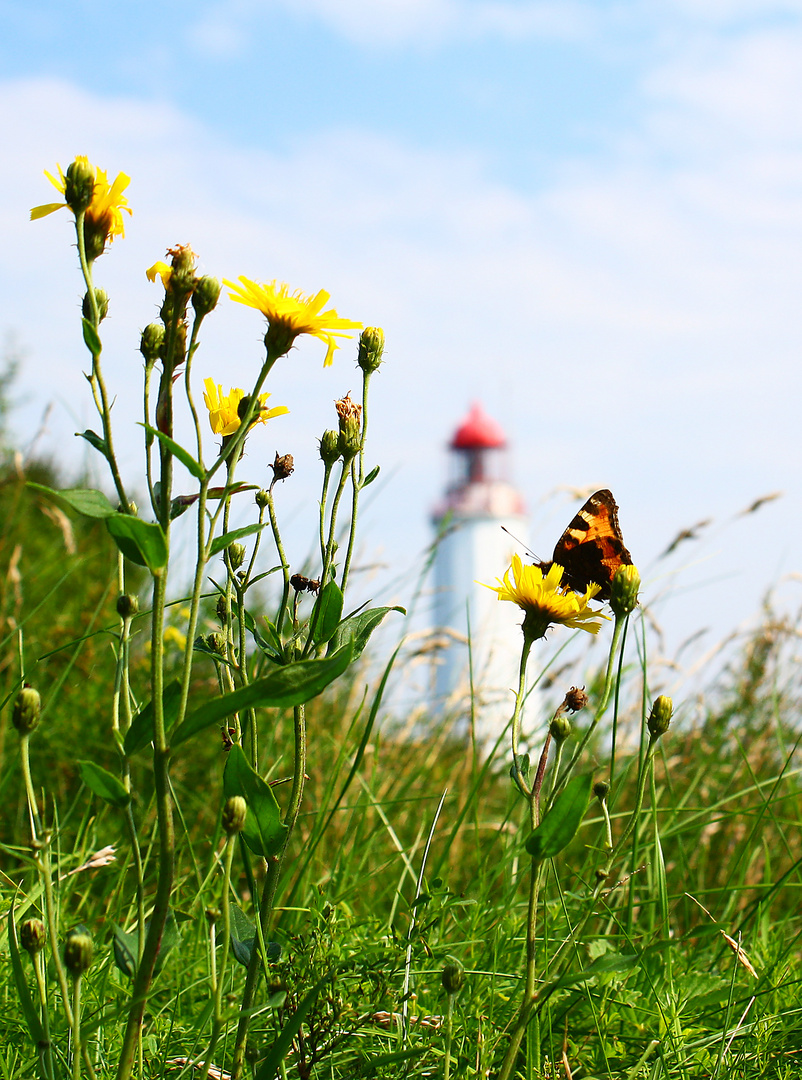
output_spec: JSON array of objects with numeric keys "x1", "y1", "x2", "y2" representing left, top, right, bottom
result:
[
  {"x1": 76, "y1": 429, "x2": 110, "y2": 460},
  {"x1": 141, "y1": 424, "x2": 205, "y2": 480},
  {"x1": 327, "y1": 605, "x2": 405, "y2": 661},
  {"x1": 362, "y1": 464, "x2": 380, "y2": 488},
  {"x1": 310, "y1": 579, "x2": 344, "y2": 645},
  {"x1": 81, "y1": 317, "x2": 102, "y2": 356},
  {"x1": 125, "y1": 680, "x2": 183, "y2": 756},
  {"x1": 208, "y1": 523, "x2": 267, "y2": 559},
  {"x1": 224, "y1": 745, "x2": 287, "y2": 857},
  {"x1": 112, "y1": 923, "x2": 139, "y2": 979},
  {"x1": 106, "y1": 513, "x2": 168, "y2": 571},
  {"x1": 28, "y1": 483, "x2": 116, "y2": 519},
  {"x1": 524, "y1": 773, "x2": 593, "y2": 861},
  {"x1": 171, "y1": 644, "x2": 353, "y2": 746},
  {"x1": 77, "y1": 760, "x2": 130, "y2": 808}
]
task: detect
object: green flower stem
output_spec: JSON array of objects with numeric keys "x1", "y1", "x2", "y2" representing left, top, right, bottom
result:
[
  {"x1": 552, "y1": 614, "x2": 627, "y2": 802},
  {"x1": 266, "y1": 489, "x2": 291, "y2": 643},
  {"x1": 206, "y1": 350, "x2": 279, "y2": 483},
  {"x1": 340, "y1": 367, "x2": 371, "y2": 593},
  {"x1": 71, "y1": 974, "x2": 83, "y2": 1080},
  {"x1": 231, "y1": 703, "x2": 307, "y2": 1080},
  {"x1": 183, "y1": 315, "x2": 206, "y2": 465},
  {"x1": 510, "y1": 636, "x2": 534, "y2": 800},
  {"x1": 74, "y1": 211, "x2": 129, "y2": 512},
  {"x1": 144, "y1": 362, "x2": 158, "y2": 516},
  {"x1": 32, "y1": 949, "x2": 55, "y2": 1080},
  {"x1": 443, "y1": 992, "x2": 455, "y2": 1080},
  {"x1": 319, "y1": 460, "x2": 334, "y2": 566},
  {"x1": 200, "y1": 832, "x2": 237, "y2": 1080}
]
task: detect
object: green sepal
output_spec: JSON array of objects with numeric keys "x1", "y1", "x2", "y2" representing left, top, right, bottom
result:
[
  {"x1": 224, "y1": 745, "x2": 287, "y2": 857},
  {"x1": 171, "y1": 644, "x2": 353, "y2": 746},
  {"x1": 77, "y1": 760, "x2": 131, "y2": 808},
  {"x1": 524, "y1": 773, "x2": 593, "y2": 861}
]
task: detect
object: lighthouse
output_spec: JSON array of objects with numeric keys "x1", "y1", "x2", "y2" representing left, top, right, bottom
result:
[{"x1": 431, "y1": 403, "x2": 528, "y2": 734}]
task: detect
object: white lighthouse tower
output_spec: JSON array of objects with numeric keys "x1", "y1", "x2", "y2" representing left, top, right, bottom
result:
[{"x1": 431, "y1": 403, "x2": 528, "y2": 734}]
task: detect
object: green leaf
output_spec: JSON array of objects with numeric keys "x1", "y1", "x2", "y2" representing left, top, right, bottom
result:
[
  {"x1": 28, "y1": 483, "x2": 116, "y2": 519},
  {"x1": 112, "y1": 923, "x2": 139, "y2": 979},
  {"x1": 224, "y1": 746, "x2": 287, "y2": 857},
  {"x1": 125, "y1": 680, "x2": 183, "y2": 756},
  {"x1": 106, "y1": 513, "x2": 168, "y2": 571},
  {"x1": 254, "y1": 975, "x2": 329, "y2": 1080},
  {"x1": 7, "y1": 905, "x2": 46, "y2": 1048},
  {"x1": 77, "y1": 760, "x2": 130, "y2": 808},
  {"x1": 327, "y1": 605, "x2": 405, "y2": 661},
  {"x1": 208, "y1": 523, "x2": 267, "y2": 559},
  {"x1": 171, "y1": 644, "x2": 353, "y2": 746},
  {"x1": 524, "y1": 773, "x2": 593, "y2": 861},
  {"x1": 510, "y1": 753, "x2": 531, "y2": 785},
  {"x1": 82, "y1": 316, "x2": 102, "y2": 356},
  {"x1": 362, "y1": 464, "x2": 380, "y2": 488},
  {"x1": 140, "y1": 424, "x2": 205, "y2": 480},
  {"x1": 229, "y1": 903, "x2": 281, "y2": 969},
  {"x1": 310, "y1": 579, "x2": 344, "y2": 645},
  {"x1": 76, "y1": 429, "x2": 110, "y2": 460}
]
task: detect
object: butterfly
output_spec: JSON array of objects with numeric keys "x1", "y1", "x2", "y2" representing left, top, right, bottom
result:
[{"x1": 536, "y1": 489, "x2": 632, "y2": 601}]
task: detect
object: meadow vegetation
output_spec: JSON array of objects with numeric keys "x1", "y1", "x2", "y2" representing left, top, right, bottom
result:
[{"x1": 2, "y1": 156, "x2": 802, "y2": 1080}]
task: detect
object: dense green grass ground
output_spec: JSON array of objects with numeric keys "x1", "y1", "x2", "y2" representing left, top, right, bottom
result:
[{"x1": 2, "y1": 465, "x2": 802, "y2": 1078}]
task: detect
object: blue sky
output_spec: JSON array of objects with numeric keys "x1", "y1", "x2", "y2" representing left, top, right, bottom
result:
[{"x1": 3, "y1": 0, "x2": 802, "y2": 687}]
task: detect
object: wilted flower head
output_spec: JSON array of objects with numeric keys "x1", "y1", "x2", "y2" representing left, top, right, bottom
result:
[
  {"x1": 224, "y1": 277, "x2": 362, "y2": 365},
  {"x1": 481, "y1": 555, "x2": 609, "y2": 641},
  {"x1": 203, "y1": 378, "x2": 288, "y2": 436}
]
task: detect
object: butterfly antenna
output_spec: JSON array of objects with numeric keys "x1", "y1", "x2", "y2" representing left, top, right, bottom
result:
[{"x1": 501, "y1": 525, "x2": 540, "y2": 561}]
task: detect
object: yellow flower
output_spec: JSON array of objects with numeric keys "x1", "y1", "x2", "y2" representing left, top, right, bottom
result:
[
  {"x1": 31, "y1": 157, "x2": 132, "y2": 250},
  {"x1": 203, "y1": 378, "x2": 289, "y2": 436},
  {"x1": 146, "y1": 261, "x2": 172, "y2": 288},
  {"x1": 481, "y1": 555, "x2": 610, "y2": 640},
  {"x1": 223, "y1": 277, "x2": 362, "y2": 366}
]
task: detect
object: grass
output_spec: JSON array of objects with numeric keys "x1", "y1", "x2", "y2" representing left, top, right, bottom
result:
[{"x1": 2, "y1": 460, "x2": 802, "y2": 1079}]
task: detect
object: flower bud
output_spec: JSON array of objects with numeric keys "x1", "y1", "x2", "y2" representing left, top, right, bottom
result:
[
  {"x1": 593, "y1": 780, "x2": 610, "y2": 801},
  {"x1": 227, "y1": 543, "x2": 246, "y2": 570},
  {"x1": 165, "y1": 244, "x2": 198, "y2": 298},
  {"x1": 255, "y1": 489, "x2": 270, "y2": 510},
  {"x1": 610, "y1": 564, "x2": 641, "y2": 619},
  {"x1": 12, "y1": 686, "x2": 41, "y2": 734},
  {"x1": 269, "y1": 452, "x2": 294, "y2": 483},
  {"x1": 549, "y1": 714, "x2": 572, "y2": 743},
  {"x1": 64, "y1": 157, "x2": 95, "y2": 215},
  {"x1": 441, "y1": 958, "x2": 465, "y2": 994},
  {"x1": 20, "y1": 918, "x2": 46, "y2": 955},
  {"x1": 222, "y1": 795, "x2": 247, "y2": 835},
  {"x1": 192, "y1": 275, "x2": 222, "y2": 317},
  {"x1": 216, "y1": 595, "x2": 230, "y2": 624},
  {"x1": 82, "y1": 288, "x2": 109, "y2": 323},
  {"x1": 140, "y1": 323, "x2": 164, "y2": 368},
  {"x1": 357, "y1": 327, "x2": 385, "y2": 374},
  {"x1": 647, "y1": 695, "x2": 673, "y2": 739},
  {"x1": 319, "y1": 429, "x2": 340, "y2": 465},
  {"x1": 116, "y1": 594, "x2": 139, "y2": 620},
  {"x1": 64, "y1": 930, "x2": 94, "y2": 976},
  {"x1": 335, "y1": 394, "x2": 362, "y2": 460},
  {"x1": 206, "y1": 632, "x2": 227, "y2": 656}
]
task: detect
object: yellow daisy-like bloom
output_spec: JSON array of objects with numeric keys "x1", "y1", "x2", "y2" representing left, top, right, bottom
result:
[
  {"x1": 31, "y1": 157, "x2": 132, "y2": 246},
  {"x1": 482, "y1": 555, "x2": 610, "y2": 640},
  {"x1": 223, "y1": 277, "x2": 362, "y2": 366},
  {"x1": 203, "y1": 378, "x2": 289, "y2": 436}
]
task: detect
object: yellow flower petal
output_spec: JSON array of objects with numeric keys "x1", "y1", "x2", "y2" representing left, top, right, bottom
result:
[{"x1": 203, "y1": 378, "x2": 288, "y2": 436}]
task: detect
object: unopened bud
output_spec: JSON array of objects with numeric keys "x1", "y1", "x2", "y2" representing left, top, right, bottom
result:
[
  {"x1": 319, "y1": 429, "x2": 340, "y2": 465},
  {"x1": 64, "y1": 930, "x2": 94, "y2": 976},
  {"x1": 593, "y1": 780, "x2": 610, "y2": 801},
  {"x1": 140, "y1": 323, "x2": 164, "y2": 368},
  {"x1": 269, "y1": 452, "x2": 294, "y2": 483},
  {"x1": 610, "y1": 564, "x2": 641, "y2": 619},
  {"x1": 227, "y1": 543, "x2": 246, "y2": 570},
  {"x1": 165, "y1": 244, "x2": 197, "y2": 298},
  {"x1": 549, "y1": 714, "x2": 572, "y2": 743},
  {"x1": 116, "y1": 594, "x2": 139, "y2": 620},
  {"x1": 206, "y1": 632, "x2": 226, "y2": 656},
  {"x1": 64, "y1": 157, "x2": 95, "y2": 215},
  {"x1": 216, "y1": 595, "x2": 229, "y2": 624},
  {"x1": 192, "y1": 275, "x2": 221, "y2": 317},
  {"x1": 648, "y1": 695, "x2": 673, "y2": 739},
  {"x1": 222, "y1": 795, "x2": 247, "y2": 835},
  {"x1": 255, "y1": 489, "x2": 270, "y2": 509},
  {"x1": 12, "y1": 686, "x2": 41, "y2": 734},
  {"x1": 82, "y1": 288, "x2": 109, "y2": 323},
  {"x1": 357, "y1": 327, "x2": 385, "y2": 374},
  {"x1": 20, "y1": 918, "x2": 46, "y2": 955},
  {"x1": 441, "y1": 958, "x2": 465, "y2": 994}
]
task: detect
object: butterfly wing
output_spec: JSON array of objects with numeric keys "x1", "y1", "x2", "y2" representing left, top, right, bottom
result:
[{"x1": 551, "y1": 489, "x2": 632, "y2": 600}]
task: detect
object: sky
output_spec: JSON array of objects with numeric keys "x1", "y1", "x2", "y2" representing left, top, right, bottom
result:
[{"x1": 3, "y1": 0, "x2": 802, "y2": 696}]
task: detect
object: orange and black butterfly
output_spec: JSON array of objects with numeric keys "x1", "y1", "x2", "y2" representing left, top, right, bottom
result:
[{"x1": 536, "y1": 489, "x2": 632, "y2": 601}]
